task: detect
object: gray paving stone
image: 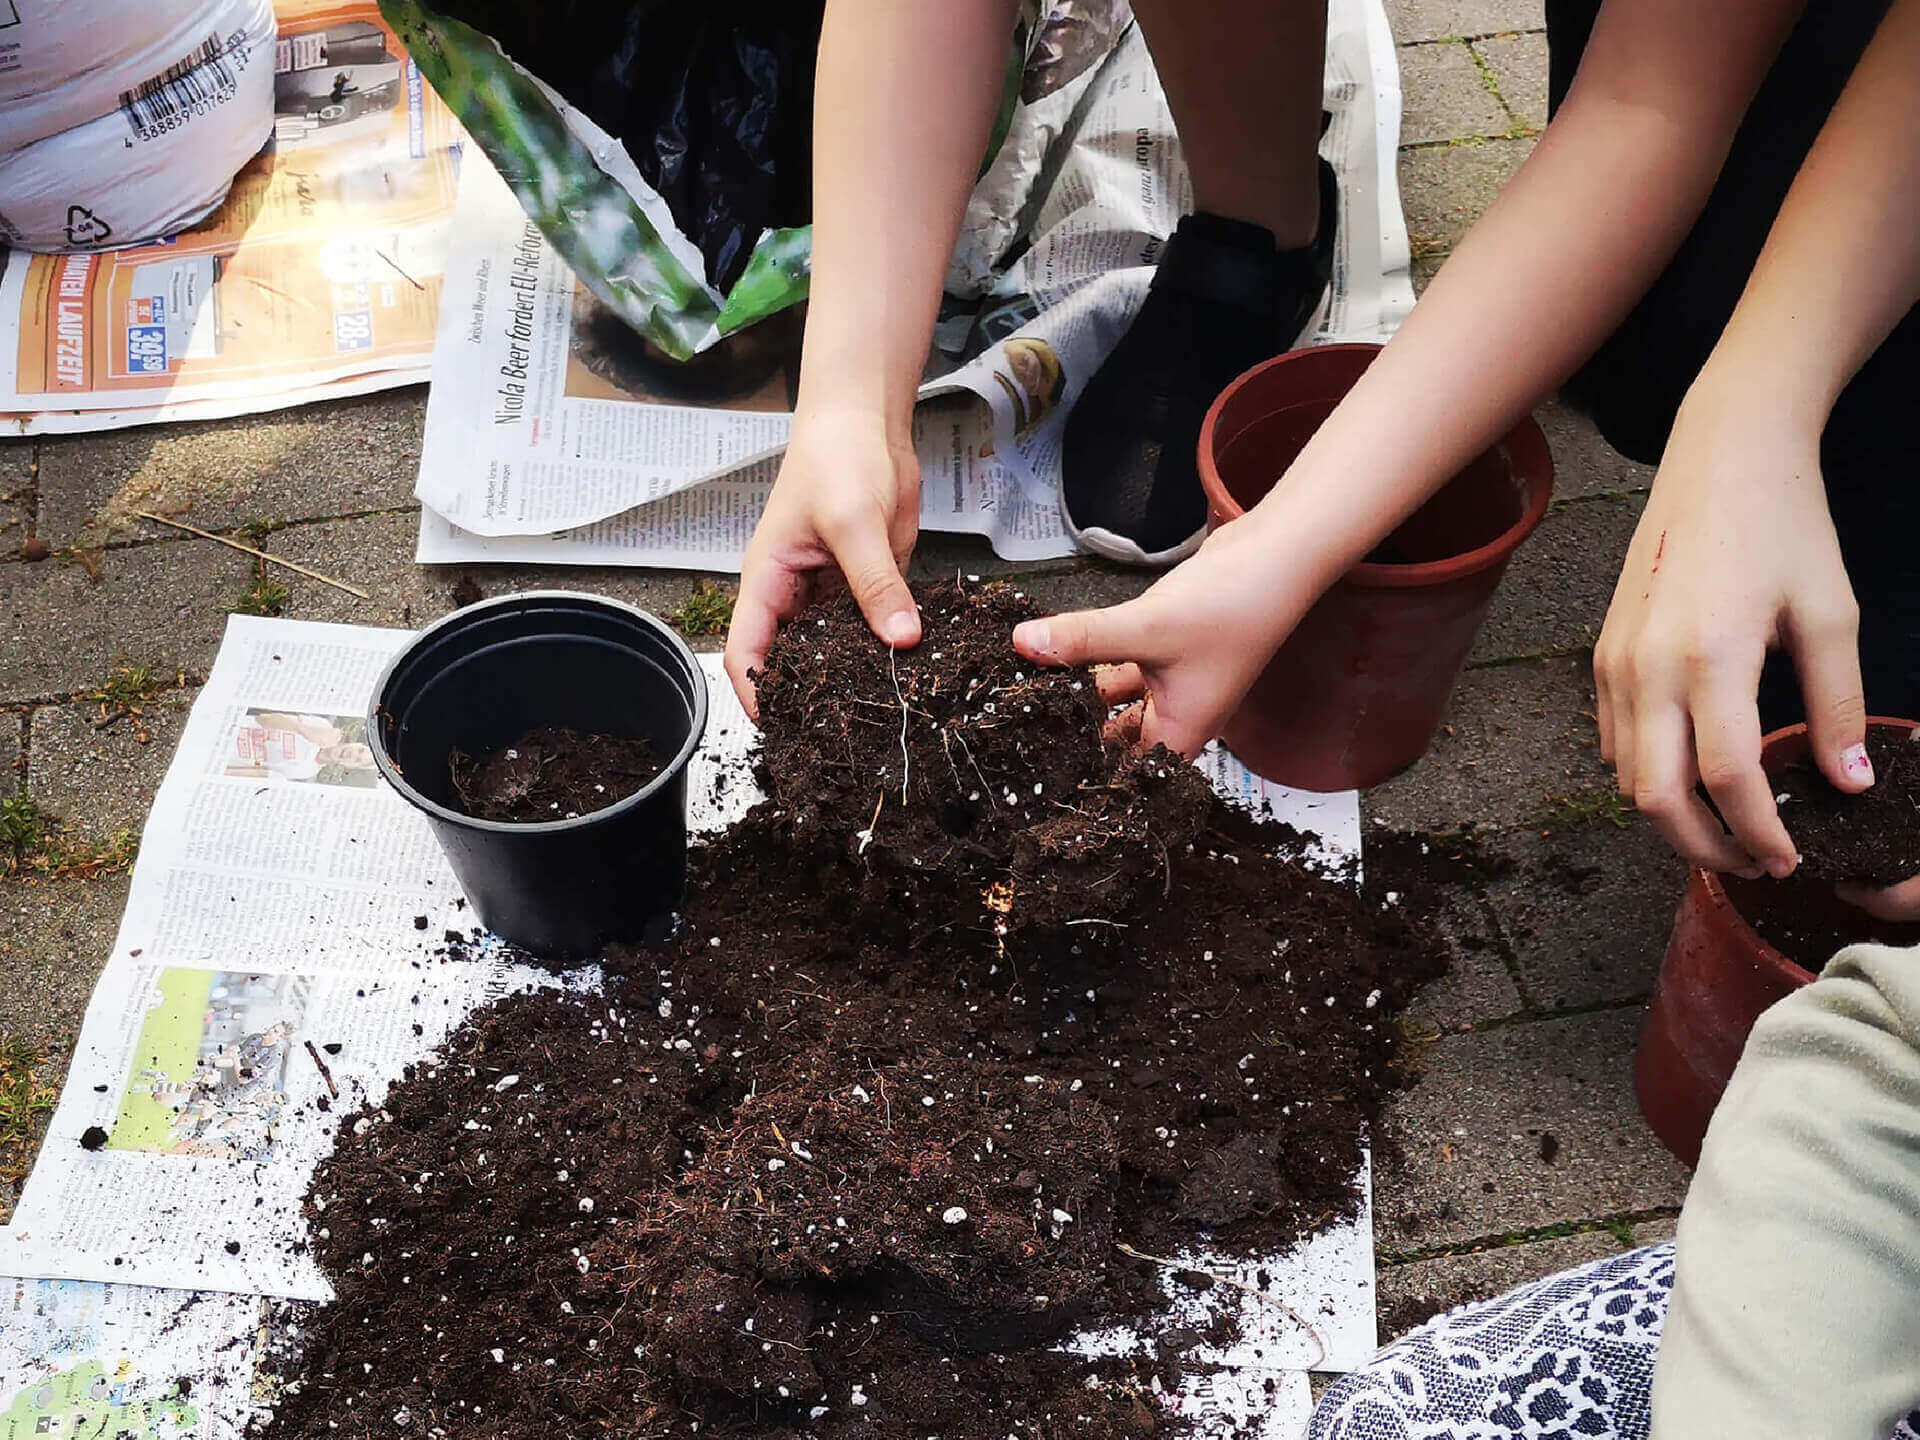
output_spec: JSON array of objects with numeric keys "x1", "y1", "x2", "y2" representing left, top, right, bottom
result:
[
  {"x1": 1398, "y1": 138, "x2": 1533, "y2": 261},
  {"x1": 1632, "y1": 1215, "x2": 1677, "y2": 1249},
  {"x1": 35, "y1": 389, "x2": 427, "y2": 549},
  {"x1": 2, "y1": 711, "x2": 19, "y2": 797},
  {"x1": 1536, "y1": 395, "x2": 1656, "y2": 500},
  {"x1": 1, "y1": 440, "x2": 31, "y2": 557},
  {"x1": 0, "y1": 876, "x2": 127, "y2": 1050},
  {"x1": 263, "y1": 511, "x2": 734, "y2": 650},
  {"x1": 1369, "y1": 833, "x2": 1525, "y2": 1032},
  {"x1": 1411, "y1": 253, "x2": 1444, "y2": 295},
  {"x1": 1470, "y1": 492, "x2": 1643, "y2": 665},
  {"x1": 1377, "y1": 1230, "x2": 1620, "y2": 1337},
  {"x1": 28, "y1": 695, "x2": 195, "y2": 844},
  {"x1": 0, "y1": 1037, "x2": 60, "y2": 1224},
  {"x1": 1398, "y1": 42, "x2": 1511, "y2": 145},
  {"x1": 1406, "y1": 913, "x2": 1524, "y2": 1034},
  {"x1": 1364, "y1": 656, "x2": 1610, "y2": 833},
  {"x1": 1374, "y1": 1007, "x2": 1691, "y2": 1250},
  {"x1": 1484, "y1": 819, "x2": 1684, "y2": 1010},
  {"x1": 1474, "y1": 32, "x2": 1549, "y2": 131},
  {"x1": 0, "y1": 538, "x2": 253, "y2": 701},
  {"x1": 1387, "y1": 0, "x2": 1545, "y2": 43}
]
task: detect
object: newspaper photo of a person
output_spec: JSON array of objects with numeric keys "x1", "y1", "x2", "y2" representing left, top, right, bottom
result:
[
  {"x1": 226, "y1": 710, "x2": 378, "y2": 789},
  {"x1": 993, "y1": 336, "x2": 1067, "y2": 437}
]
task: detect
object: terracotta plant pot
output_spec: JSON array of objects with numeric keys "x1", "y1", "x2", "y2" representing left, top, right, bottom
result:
[
  {"x1": 1196, "y1": 344, "x2": 1554, "y2": 791},
  {"x1": 1634, "y1": 717, "x2": 1920, "y2": 1166}
]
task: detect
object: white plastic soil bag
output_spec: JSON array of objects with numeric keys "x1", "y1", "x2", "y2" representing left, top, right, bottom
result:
[{"x1": 0, "y1": 0, "x2": 276, "y2": 252}]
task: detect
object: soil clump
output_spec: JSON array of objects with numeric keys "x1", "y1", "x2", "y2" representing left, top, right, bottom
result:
[
  {"x1": 260, "y1": 582, "x2": 1446, "y2": 1439},
  {"x1": 449, "y1": 726, "x2": 660, "y2": 823}
]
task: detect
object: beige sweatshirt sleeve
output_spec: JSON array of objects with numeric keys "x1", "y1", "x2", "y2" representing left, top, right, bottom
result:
[{"x1": 1650, "y1": 941, "x2": 1920, "y2": 1440}]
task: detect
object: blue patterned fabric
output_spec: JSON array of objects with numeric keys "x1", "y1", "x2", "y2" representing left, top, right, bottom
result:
[{"x1": 1309, "y1": 1244, "x2": 1920, "y2": 1440}]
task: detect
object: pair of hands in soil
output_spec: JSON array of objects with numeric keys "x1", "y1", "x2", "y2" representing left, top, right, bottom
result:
[
  {"x1": 1594, "y1": 385, "x2": 1920, "y2": 921},
  {"x1": 722, "y1": 408, "x2": 1298, "y2": 762},
  {"x1": 725, "y1": 400, "x2": 1920, "y2": 921}
]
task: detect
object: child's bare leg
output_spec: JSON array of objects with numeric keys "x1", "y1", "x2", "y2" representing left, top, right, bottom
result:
[
  {"x1": 1061, "y1": 0, "x2": 1335, "y2": 567},
  {"x1": 1132, "y1": 0, "x2": 1330, "y2": 246}
]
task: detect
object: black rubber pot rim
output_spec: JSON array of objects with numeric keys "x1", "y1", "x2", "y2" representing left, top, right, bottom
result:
[{"x1": 368, "y1": 590, "x2": 709, "y2": 837}]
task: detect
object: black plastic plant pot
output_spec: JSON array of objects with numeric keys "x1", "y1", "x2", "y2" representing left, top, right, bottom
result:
[{"x1": 369, "y1": 592, "x2": 709, "y2": 959}]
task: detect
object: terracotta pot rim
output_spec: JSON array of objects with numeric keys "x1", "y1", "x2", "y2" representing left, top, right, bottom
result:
[
  {"x1": 1197, "y1": 344, "x2": 1553, "y2": 590},
  {"x1": 1697, "y1": 714, "x2": 1920, "y2": 986}
]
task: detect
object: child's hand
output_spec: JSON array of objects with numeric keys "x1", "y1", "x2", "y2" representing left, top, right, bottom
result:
[
  {"x1": 1837, "y1": 875, "x2": 1920, "y2": 923},
  {"x1": 1011, "y1": 518, "x2": 1313, "y2": 758},
  {"x1": 724, "y1": 409, "x2": 922, "y2": 717},
  {"x1": 1593, "y1": 386, "x2": 1870, "y2": 878}
]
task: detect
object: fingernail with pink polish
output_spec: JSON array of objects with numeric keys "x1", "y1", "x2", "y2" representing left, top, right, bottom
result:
[{"x1": 1842, "y1": 743, "x2": 1875, "y2": 784}]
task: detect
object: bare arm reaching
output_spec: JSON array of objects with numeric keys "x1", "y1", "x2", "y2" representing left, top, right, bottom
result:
[
  {"x1": 1014, "y1": 0, "x2": 1807, "y2": 754},
  {"x1": 724, "y1": 0, "x2": 1018, "y2": 715}
]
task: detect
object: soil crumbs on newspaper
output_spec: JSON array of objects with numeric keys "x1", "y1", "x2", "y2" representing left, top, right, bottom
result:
[
  {"x1": 448, "y1": 727, "x2": 661, "y2": 823},
  {"x1": 261, "y1": 583, "x2": 1445, "y2": 1440}
]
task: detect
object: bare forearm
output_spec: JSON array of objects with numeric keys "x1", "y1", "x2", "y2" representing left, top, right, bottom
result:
[
  {"x1": 1698, "y1": 0, "x2": 1920, "y2": 426},
  {"x1": 1231, "y1": 0, "x2": 1804, "y2": 602},
  {"x1": 797, "y1": 0, "x2": 1018, "y2": 440}
]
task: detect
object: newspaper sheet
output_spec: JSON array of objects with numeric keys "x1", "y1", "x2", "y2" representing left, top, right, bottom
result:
[
  {"x1": 1, "y1": 615, "x2": 1370, "y2": 1436},
  {"x1": 0, "y1": 1, "x2": 465, "y2": 436},
  {"x1": 413, "y1": 0, "x2": 1415, "y2": 569},
  {"x1": 0, "y1": 1279, "x2": 265, "y2": 1440}
]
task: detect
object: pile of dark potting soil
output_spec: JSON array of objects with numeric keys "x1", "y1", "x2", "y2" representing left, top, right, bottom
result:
[
  {"x1": 260, "y1": 582, "x2": 1444, "y2": 1440},
  {"x1": 1773, "y1": 727, "x2": 1920, "y2": 886},
  {"x1": 448, "y1": 726, "x2": 660, "y2": 822}
]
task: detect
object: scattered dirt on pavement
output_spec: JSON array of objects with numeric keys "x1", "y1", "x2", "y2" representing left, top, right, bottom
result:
[
  {"x1": 448, "y1": 727, "x2": 661, "y2": 823},
  {"x1": 260, "y1": 582, "x2": 1446, "y2": 1439}
]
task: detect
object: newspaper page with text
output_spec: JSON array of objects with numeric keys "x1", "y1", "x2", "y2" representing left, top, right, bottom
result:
[
  {"x1": 0, "y1": 0, "x2": 465, "y2": 436},
  {"x1": 412, "y1": 0, "x2": 1414, "y2": 569}
]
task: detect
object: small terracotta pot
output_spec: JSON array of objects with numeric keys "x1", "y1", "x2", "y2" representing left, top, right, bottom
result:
[
  {"x1": 1634, "y1": 718, "x2": 1920, "y2": 1166},
  {"x1": 1197, "y1": 344, "x2": 1553, "y2": 791}
]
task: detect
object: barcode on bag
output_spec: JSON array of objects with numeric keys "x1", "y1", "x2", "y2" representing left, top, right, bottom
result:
[{"x1": 118, "y1": 31, "x2": 248, "y2": 141}]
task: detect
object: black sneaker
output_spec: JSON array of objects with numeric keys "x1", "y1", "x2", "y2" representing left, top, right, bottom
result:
[{"x1": 1061, "y1": 158, "x2": 1338, "y2": 567}]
